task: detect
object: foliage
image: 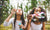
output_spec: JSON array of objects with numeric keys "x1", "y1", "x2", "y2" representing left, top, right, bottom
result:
[
  {"x1": 0, "y1": 0, "x2": 13, "y2": 25},
  {"x1": 30, "y1": 0, "x2": 37, "y2": 9}
]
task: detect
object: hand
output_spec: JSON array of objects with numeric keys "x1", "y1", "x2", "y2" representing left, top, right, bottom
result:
[
  {"x1": 11, "y1": 9, "x2": 16, "y2": 14},
  {"x1": 21, "y1": 24, "x2": 25, "y2": 29},
  {"x1": 19, "y1": 24, "x2": 25, "y2": 29},
  {"x1": 27, "y1": 15, "x2": 32, "y2": 23}
]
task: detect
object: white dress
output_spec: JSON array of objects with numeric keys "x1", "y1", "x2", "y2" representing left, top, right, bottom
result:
[
  {"x1": 30, "y1": 22, "x2": 42, "y2": 30},
  {"x1": 3, "y1": 17, "x2": 26, "y2": 30}
]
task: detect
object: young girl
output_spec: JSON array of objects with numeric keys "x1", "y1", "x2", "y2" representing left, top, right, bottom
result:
[
  {"x1": 27, "y1": 7, "x2": 47, "y2": 30},
  {"x1": 3, "y1": 9, "x2": 26, "y2": 30}
]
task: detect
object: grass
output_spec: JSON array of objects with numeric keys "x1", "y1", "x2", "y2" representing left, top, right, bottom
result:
[
  {"x1": 0, "y1": 23, "x2": 12, "y2": 30},
  {"x1": 45, "y1": 24, "x2": 50, "y2": 30}
]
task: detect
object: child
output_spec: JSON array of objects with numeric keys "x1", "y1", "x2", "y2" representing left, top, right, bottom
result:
[
  {"x1": 27, "y1": 7, "x2": 47, "y2": 30},
  {"x1": 3, "y1": 9, "x2": 26, "y2": 30}
]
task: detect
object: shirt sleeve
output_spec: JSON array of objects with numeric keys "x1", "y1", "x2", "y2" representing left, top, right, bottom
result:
[{"x1": 3, "y1": 17, "x2": 14, "y2": 26}]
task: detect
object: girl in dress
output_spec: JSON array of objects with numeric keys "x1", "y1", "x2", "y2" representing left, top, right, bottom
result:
[
  {"x1": 27, "y1": 7, "x2": 47, "y2": 30},
  {"x1": 3, "y1": 9, "x2": 26, "y2": 30}
]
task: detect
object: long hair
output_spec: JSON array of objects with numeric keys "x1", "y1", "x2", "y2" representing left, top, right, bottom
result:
[
  {"x1": 30, "y1": 7, "x2": 47, "y2": 22},
  {"x1": 30, "y1": 7, "x2": 36, "y2": 14},
  {"x1": 38, "y1": 7, "x2": 47, "y2": 22},
  {"x1": 14, "y1": 10, "x2": 25, "y2": 28}
]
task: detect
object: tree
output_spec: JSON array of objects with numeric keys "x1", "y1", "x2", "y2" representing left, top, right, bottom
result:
[
  {"x1": 19, "y1": 0, "x2": 37, "y2": 18},
  {"x1": 0, "y1": 0, "x2": 13, "y2": 25},
  {"x1": 30, "y1": 0, "x2": 37, "y2": 9}
]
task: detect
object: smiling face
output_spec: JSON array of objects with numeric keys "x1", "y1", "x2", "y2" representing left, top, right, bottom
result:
[
  {"x1": 34, "y1": 8, "x2": 41, "y2": 14},
  {"x1": 16, "y1": 9, "x2": 22, "y2": 16},
  {"x1": 33, "y1": 8, "x2": 42, "y2": 21}
]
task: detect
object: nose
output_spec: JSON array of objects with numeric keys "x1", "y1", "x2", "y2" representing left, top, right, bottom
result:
[{"x1": 18, "y1": 9, "x2": 21, "y2": 12}]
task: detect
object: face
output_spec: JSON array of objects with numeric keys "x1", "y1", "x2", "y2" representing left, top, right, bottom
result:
[
  {"x1": 34, "y1": 8, "x2": 41, "y2": 14},
  {"x1": 34, "y1": 8, "x2": 41, "y2": 21},
  {"x1": 16, "y1": 9, "x2": 22, "y2": 16}
]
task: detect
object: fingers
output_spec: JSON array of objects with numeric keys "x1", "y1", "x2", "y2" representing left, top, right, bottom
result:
[
  {"x1": 11, "y1": 9, "x2": 17, "y2": 12},
  {"x1": 13, "y1": 9, "x2": 16, "y2": 11},
  {"x1": 11, "y1": 9, "x2": 17, "y2": 14},
  {"x1": 27, "y1": 15, "x2": 32, "y2": 23}
]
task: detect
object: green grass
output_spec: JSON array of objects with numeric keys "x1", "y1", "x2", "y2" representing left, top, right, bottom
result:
[
  {"x1": 0, "y1": 24, "x2": 12, "y2": 30},
  {"x1": 45, "y1": 24, "x2": 50, "y2": 30}
]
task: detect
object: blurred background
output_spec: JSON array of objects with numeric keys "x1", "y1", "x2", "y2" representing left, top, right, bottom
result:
[{"x1": 0, "y1": 0, "x2": 50, "y2": 30}]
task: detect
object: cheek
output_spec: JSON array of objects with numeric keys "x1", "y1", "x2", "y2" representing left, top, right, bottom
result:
[
  {"x1": 39, "y1": 8, "x2": 41, "y2": 10},
  {"x1": 39, "y1": 8, "x2": 41, "y2": 11},
  {"x1": 34, "y1": 11, "x2": 37, "y2": 14}
]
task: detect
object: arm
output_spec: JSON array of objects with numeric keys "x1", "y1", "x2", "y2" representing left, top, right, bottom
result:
[
  {"x1": 26, "y1": 21, "x2": 31, "y2": 30},
  {"x1": 5, "y1": 13, "x2": 13, "y2": 22},
  {"x1": 23, "y1": 20, "x2": 31, "y2": 30},
  {"x1": 25, "y1": 15, "x2": 31, "y2": 30},
  {"x1": 3, "y1": 13, "x2": 13, "y2": 26},
  {"x1": 26, "y1": 15, "x2": 32, "y2": 30},
  {"x1": 42, "y1": 22, "x2": 45, "y2": 30},
  {"x1": 23, "y1": 15, "x2": 32, "y2": 30},
  {"x1": 3, "y1": 9, "x2": 16, "y2": 26}
]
